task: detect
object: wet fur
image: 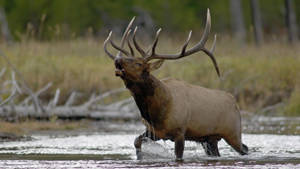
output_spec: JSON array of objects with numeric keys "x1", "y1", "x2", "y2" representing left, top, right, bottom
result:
[
  {"x1": 118, "y1": 61, "x2": 248, "y2": 160},
  {"x1": 125, "y1": 75, "x2": 248, "y2": 159}
]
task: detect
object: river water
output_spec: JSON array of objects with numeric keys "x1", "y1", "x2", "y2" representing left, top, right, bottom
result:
[{"x1": 0, "y1": 116, "x2": 299, "y2": 168}]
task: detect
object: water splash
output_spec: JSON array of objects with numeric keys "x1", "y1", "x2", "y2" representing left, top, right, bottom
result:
[{"x1": 0, "y1": 117, "x2": 299, "y2": 168}]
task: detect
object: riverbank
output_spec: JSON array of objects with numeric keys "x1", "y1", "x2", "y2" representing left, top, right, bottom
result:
[
  {"x1": 1, "y1": 38, "x2": 300, "y2": 116},
  {"x1": 0, "y1": 120, "x2": 89, "y2": 138}
]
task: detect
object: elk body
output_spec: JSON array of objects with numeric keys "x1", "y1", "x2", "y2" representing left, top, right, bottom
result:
[{"x1": 104, "y1": 9, "x2": 248, "y2": 161}]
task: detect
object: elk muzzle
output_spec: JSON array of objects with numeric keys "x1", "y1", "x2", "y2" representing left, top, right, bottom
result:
[
  {"x1": 114, "y1": 58, "x2": 124, "y2": 77},
  {"x1": 115, "y1": 69, "x2": 123, "y2": 77}
]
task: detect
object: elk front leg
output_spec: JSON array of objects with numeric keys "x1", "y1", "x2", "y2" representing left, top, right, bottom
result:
[
  {"x1": 134, "y1": 134, "x2": 144, "y2": 160},
  {"x1": 134, "y1": 130, "x2": 159, "y2": 160},
  {"x1": 174, "y1": 135, "x2": 185, "y2": 161}
]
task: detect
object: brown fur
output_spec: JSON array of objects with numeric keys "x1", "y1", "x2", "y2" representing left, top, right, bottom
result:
[
  {"x1": 104, "y1": 11, "x2": 248, "y2": 160},
  {"x1": 135, "y1": 77, "x2": 243, "y2": 143},
  {"x1": 113, "y1": 57, "x2": 248, "y2": 160}
]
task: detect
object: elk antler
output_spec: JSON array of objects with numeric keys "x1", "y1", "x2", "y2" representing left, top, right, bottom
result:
[
  {"x1": 132, "y1": 9, "x2": 220, "y2": 77},
  {"x1": 103, "y1": 31, "x2": 115, "y2": 59},
  {"x1": 103, "y1": 17, "x2": 136, "y2": 59}
]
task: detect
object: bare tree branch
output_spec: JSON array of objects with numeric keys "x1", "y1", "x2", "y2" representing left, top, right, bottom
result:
[
  {"x1": 48, "y1": 88, "x2": 60, "y2": 108},
  {"x1": 11, "y1": 71, "x2": 22, "y2": 94},
  {"x1": 0, "y1": 86, "x2": 16, "y2": 106},
  {"x1": 21, "y1": 82, "x2": 52, "y2": 106},
  {"x1": 106, "y1": 97, "x2": 134, "y2": 110},
  {"x1": 0, "y1": 72, "x2": 18, "y2": 106},
  {"x1": 0, "y1": 67, "x2": 135, "y2": 120},
  {"x1": 65, "y1": 91, "x2": 79, "y2": 107},
  {"x1": 82, "y1": 88, "x2": 126, "y2": 108},
  {"x1": 0, "y1": 50, "x2": 44, "y2": 113}
]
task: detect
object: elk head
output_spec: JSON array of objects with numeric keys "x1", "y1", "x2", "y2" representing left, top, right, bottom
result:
[{"x1": 104, "y1": 9, "x2": 220, "y2": 83}]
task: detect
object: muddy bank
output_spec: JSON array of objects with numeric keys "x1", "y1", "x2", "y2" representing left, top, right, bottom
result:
[{"x1": 0, "y1": 132, "x2": 32, "y2": 142}]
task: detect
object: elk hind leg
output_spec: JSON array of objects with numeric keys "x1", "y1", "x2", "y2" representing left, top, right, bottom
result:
[
  {"x1": 201, "y1": 142, "x2": 212, "y2": 156},
  {"x1": 174, "y1": 135, "x2": 185, "y2": 161},
  {"x1": 201, "y1": 138, "x2": 220, "y2": 157},
  {"x1": 224, "y1": 135, "x2": 248, "y2": 155}
]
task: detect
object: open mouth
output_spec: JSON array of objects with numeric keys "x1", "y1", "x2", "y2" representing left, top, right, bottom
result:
[{"x1": 115, "y1": 69, "x2": 124, "y2": 77}]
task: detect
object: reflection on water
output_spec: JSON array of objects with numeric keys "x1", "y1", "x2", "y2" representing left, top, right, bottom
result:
[{"x1": 0, "y1": 116, "x2": 299, "y2": 168}]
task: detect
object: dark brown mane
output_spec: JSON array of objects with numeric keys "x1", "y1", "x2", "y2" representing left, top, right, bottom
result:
[{"x1": 124, "y1": 74, "x2": 169, "y2": 129}]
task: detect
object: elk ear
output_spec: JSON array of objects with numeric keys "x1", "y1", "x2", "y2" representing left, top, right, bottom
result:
[{"x1": 149, "y1": 59, "x2": 164, "y2": 71}]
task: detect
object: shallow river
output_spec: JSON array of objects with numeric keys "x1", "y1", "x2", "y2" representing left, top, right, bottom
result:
[{"x1": 0, "y1": 116, "x2": 299, "y2": 168}]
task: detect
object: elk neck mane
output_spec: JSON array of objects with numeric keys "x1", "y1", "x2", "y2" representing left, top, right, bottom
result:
[{"x1": 123, "y1": 72, "x2": 171, "y2": 129}]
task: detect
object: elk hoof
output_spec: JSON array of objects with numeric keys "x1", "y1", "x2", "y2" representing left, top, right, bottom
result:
[{"x1": 175, "y1": 158, "x2": 184, "y2": 162}]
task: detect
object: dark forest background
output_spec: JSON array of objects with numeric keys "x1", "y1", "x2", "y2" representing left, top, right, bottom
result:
[{"x1": 0, "y1": 0, "x2": 299, "y2": 43}]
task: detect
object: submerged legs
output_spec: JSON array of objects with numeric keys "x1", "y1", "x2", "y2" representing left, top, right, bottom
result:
[
  {"x1": 135, "y1": 132, "x2": 226, "y2": 160},
  {"x1": 223, "y1": 134, "x2": 248, "y2": 156},
  {"x1": 174, "y1": 134, "x2": 185, "y2": 161},
  {"x1": 201, "y1": 136, "x2": 220, "y2": 157}
]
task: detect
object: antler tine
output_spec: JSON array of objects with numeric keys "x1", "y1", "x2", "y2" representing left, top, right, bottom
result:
[
  {"x1": 151, "y1": 28, "x2": 162, "y2": 55},
  {"x1": 110, "y1": 38, "x2": 130, "y2": 56},
  {"x1": 145, "y1": 28, "x2": 162, "y2": 60},
  {"x1": 210, "y1": 34, "x2": 217, "y2": 53},
  {"x1": 142, "y1": 9, "x2": 220, "y2": 77},
  {"x1": 133, "y1": 26, "x2": 147, "y2": 57},
  {"x1": 120, "y1": 17, "x2": 135, "y2": 48},
  {"x1": 187, "y1": 8, "x2": 211, "y2": 54},
  {"x1": 117, "y1": 16, "x2": 135, "y2": 57},
  {"x1": 181, "y1": 30, "x2": 192, "y2": 55},
  {"x1": 126, "y1": 29, "x2": 135, "y2": 56},
  {"x1": 145, "y1": 8, "x2": 212, "y2": 61},
  {"x1": 127, "y1": 39, "x2": 135, "y2": 56},
  {"x1": 201, "y1": 48, "x2": 220, "y2": 77},
  {"x1": 204, "y1": 34, "x2": 220, "y2": 77},
  {"x1": 145, "y1": 29, "x2": 191, "y2": 61},
  {"x1": 103, "y1": 31, "x2": 115, "y2": 60}
]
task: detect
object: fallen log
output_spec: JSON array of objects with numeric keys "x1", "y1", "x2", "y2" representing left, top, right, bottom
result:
[
  {"x1": 0, "y1": 52, "x2": 140, "y2": 121},
  {"x1": 0, "y1": 98, "x2": 138, "y2": 120}
]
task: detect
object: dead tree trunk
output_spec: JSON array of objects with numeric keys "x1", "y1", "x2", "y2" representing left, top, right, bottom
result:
[
  {"x1": 230, "y1": 0, "x2": 246, "y2": 44},
  {"x1": 250, "y1": 0, "x2": 264, "y2": 46},
  {"x1": 0, "y1": 7, "x2": 13, "y2": 44},
  {"x1": 285, "y1": 0, "x2": 298, "y2": 43}
]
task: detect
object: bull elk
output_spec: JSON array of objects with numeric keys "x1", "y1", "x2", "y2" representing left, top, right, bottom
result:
[{"x1": 103, "y1": 9, "x2": 248, "y2": 161}]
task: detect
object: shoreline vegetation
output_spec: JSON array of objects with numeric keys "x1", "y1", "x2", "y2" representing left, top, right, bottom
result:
[
  {"x1": 0, "y1": 37, "x2": 300, "y2": 119},
  {"x1": 0, "y1": 119, "x2": 89, "y2": 141}
]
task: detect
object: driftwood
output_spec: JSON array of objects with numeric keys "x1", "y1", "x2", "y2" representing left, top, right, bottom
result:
[
  {"x1": 0, "y1": 99, "x2": 138, "y2": 120},
  {"x1": 0, "y1": 78, "x2": 138, "y2": 120},
  {"x1": 0, "y1": 50, "x2": 44, "y2": 113},
  {"x1": 0, "y1": 50, "x2": 139, "y2": 120},
  {"x1": 0, "y1": 90, "x2": 138, "y2": 120}
]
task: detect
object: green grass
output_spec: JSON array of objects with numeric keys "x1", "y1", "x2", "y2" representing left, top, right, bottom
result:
[
  {"x1": 0, "y1": 120, "x2": 88, "y2": 135},
  {"x1": 1, "y1": 37, "x2": 300, "y2": 116},
  {"x1": 285, "y1": 86, "x2": 300, "y2": 116}
]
